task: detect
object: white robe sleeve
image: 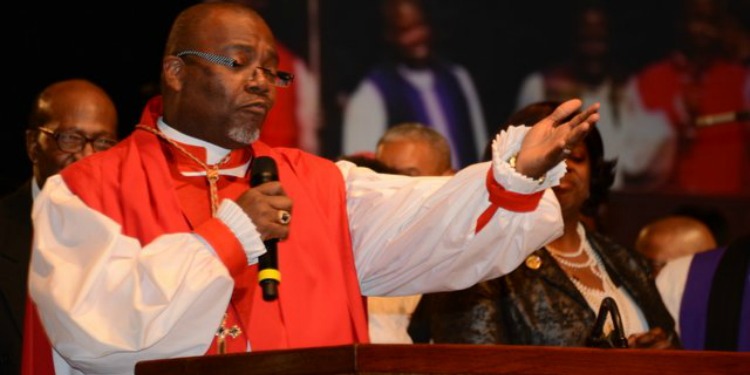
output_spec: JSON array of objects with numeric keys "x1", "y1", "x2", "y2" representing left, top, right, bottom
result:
[
  {"x1": 617, "y1": 78, "x2": 677, "y2": 184},
  {"x1": 342, "y1": 80, "x2": 387, "y2": 155},
  {"x1": 292, "y1": 58, "x2": 321, "y2": 154},
  {"x1": 515, "y1": 72, "x2": 545, "y2": 110},
  {"x1": 28, "y1": 175, "x2": 234, "y2": 374},
  {"x1": 453, "y1": 65, "x2": 488, "y2": 160},
  {"x1": 655, "y1": 254, "x2": 693, "y2": 336},
  {"x1": 344, "y1": 125, "x2": 565, "y2": 296}
]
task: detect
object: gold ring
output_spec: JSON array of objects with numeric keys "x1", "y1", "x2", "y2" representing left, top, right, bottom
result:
[{"x1": 278, "y1": 210, "x2": 291, "y2": 225}]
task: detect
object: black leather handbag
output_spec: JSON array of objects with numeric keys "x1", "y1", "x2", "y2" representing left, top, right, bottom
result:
[{"x1": 586, "y1": 297, "x2": 629, "y2": 348}]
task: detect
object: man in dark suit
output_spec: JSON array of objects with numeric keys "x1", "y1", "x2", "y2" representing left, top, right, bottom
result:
[
  {"x1": 0, "y1": 181, "x2": 33, "y2": 373},
  {"x1": 657, "y1": 233, "x2": 750, "y2": 351},
  {"x1": 0, "y1": 79, "x2": 118, "y2": 374}
]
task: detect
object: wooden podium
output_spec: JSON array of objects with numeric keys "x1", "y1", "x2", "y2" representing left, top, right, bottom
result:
[{"x1": 135, "y1": 344, "x2": 750, "y2": 374}]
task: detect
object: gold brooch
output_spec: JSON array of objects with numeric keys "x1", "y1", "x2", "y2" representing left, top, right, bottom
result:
[{"x1": 525, "y1": 254, "x2": 542, "y2": 270}]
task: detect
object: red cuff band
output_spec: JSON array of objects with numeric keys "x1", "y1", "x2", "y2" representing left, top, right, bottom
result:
[
  {"x1": 195, "y1": 218, "x2": 248, "y2": 277},
  {"x1": 475, "y1": 169, "x2": 545, "y2": 233}
]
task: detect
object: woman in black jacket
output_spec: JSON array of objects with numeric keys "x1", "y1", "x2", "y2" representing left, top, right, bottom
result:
[{"x1": 412, "y1": 101, "x2": 680, "y2": 349}]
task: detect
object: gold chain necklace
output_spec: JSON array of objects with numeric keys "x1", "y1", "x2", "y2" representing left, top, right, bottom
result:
[{"x1": 137, "y1": 125, "x2": 232, "y2": 216}]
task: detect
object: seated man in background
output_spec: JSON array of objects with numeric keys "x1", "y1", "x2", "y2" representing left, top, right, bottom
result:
[
  {"x1": 369, "y1": 123, "x2": 454, "y2": 344},
  {"x1": 374, "y1": 122, "x2": 455, "y2": 177},
  {"x1": 636, "y1": 215, "x2": 718, "y2": 277},
  {"x1": 657, "y1": 233, "x2": 749, "y2": 351},
  {"x1": 0, "y1": 79, "x2": 118, "y2": 374}
]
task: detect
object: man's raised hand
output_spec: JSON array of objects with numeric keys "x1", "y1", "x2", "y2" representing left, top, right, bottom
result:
[{"x1": 514, "y1": 99, "x2": 600, "y2": 179}]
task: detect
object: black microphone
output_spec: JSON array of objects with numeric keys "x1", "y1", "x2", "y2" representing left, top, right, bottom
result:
[{"x1": 250, "y1": 156, "x2": 280, "y2": 302}]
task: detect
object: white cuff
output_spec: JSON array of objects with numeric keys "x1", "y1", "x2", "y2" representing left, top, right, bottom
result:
[
  {"x1": 490, "y1": 125, "x2": 566, "y2": 194},
  {"x1": 216, "y1": 199, "x2": 266, "y2": 265}
]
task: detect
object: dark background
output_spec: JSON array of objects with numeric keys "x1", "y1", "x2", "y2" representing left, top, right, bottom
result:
[
  {"x1": 317, "y1": 0, "x2": 682, "y2": 159},
  {"x1": 5, "y1": 0, "x2": 683, "y2": 195},
  {"x1": 8, "y1": 0, "x2": 747, "y2": 247}
]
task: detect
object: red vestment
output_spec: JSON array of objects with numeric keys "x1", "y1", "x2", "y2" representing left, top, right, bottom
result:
[
  {"x1": 24, "y1": 125, "x2": 368, "y2": 371},
  {"x1": 636, "y1": 56, "x2": 750, "y2": 195}
]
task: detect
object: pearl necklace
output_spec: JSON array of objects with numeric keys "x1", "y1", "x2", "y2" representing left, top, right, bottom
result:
[
  {"x1": 546, "y1": 241, "x2": 585, "y2": 258},
  {"x1": 548, "y1": 225, "x2": 632, "y2": 336},
  {"x1": 546, "y1": 240, "x2": 590, "y2": 269}
]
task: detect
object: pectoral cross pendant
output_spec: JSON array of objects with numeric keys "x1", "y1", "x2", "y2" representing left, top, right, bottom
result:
[{"x1": 216, "y1": 313, "x2": 242, "y2": 354}]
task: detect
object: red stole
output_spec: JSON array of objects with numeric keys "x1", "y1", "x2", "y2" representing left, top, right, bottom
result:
[{"x1": 58, "y1": 126, "x2": 368, "y2": 356}]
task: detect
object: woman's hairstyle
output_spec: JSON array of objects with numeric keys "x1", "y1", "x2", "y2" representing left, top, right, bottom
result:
[{"x1": 485, "y1": 101, "x2": 616, "y2": 216}]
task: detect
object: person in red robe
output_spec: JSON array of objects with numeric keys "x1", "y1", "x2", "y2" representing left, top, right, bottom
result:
[
  {"x1": 634, "y1": 0, "x2": 750, "y2": 195},
  {"x1": 26, "y1": 3, "x2": 599, "y2": 374}
]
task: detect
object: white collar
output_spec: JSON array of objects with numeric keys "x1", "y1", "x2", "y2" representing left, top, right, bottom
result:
[
  {"x1": 157, "y1": 117, "x2": 231, "y2": 165},
  {"x1": 156, "y1": 118, "x2": 250, "y2": 178},
  {"x1": 31, "y1": 177, "x2": 41, "y2": 200}
]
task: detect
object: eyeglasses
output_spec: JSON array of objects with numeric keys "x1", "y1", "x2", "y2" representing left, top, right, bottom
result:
[
  {"x1": 38, "y1": 127, "x2": 118, "y2": 153},
  {"x1": 175, "y1": 50, "x2": 295, "y2": 88}
]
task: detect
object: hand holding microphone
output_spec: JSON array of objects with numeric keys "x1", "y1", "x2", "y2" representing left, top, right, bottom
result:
[{"x1": 235, "y1": 156, "x2": 291, "y2": 301}]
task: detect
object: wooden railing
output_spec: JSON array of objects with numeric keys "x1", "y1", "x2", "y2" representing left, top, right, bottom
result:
[{"x1": 135, "y1": 344, "x2": 750, "y2": 375}]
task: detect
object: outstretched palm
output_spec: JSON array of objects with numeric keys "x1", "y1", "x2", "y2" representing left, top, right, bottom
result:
[{"x1": 515, "y1": 99, "x2": 600, "y2": 178}]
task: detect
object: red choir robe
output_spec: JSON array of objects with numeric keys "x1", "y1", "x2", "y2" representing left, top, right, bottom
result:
[{"x1": 636, "y1": 55, "x2": 750, "y2": 195}]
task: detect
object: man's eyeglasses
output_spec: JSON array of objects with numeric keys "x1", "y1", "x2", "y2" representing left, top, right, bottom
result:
[
  {"x1": 38, "y1": 127, "x2": 118, "y2": 153},
  {"x1": 175, "y1": 50, "x2": 294, "y2": 88}
]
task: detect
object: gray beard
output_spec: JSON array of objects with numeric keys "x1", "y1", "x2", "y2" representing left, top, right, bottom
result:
[{"x1": 227, "y1": 126, "x2": 260, "y2": 145}]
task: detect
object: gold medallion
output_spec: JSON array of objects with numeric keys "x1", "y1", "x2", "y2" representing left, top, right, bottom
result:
[{"x1": 525, "y1": 255, "x2": 542, "y2": 270}]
